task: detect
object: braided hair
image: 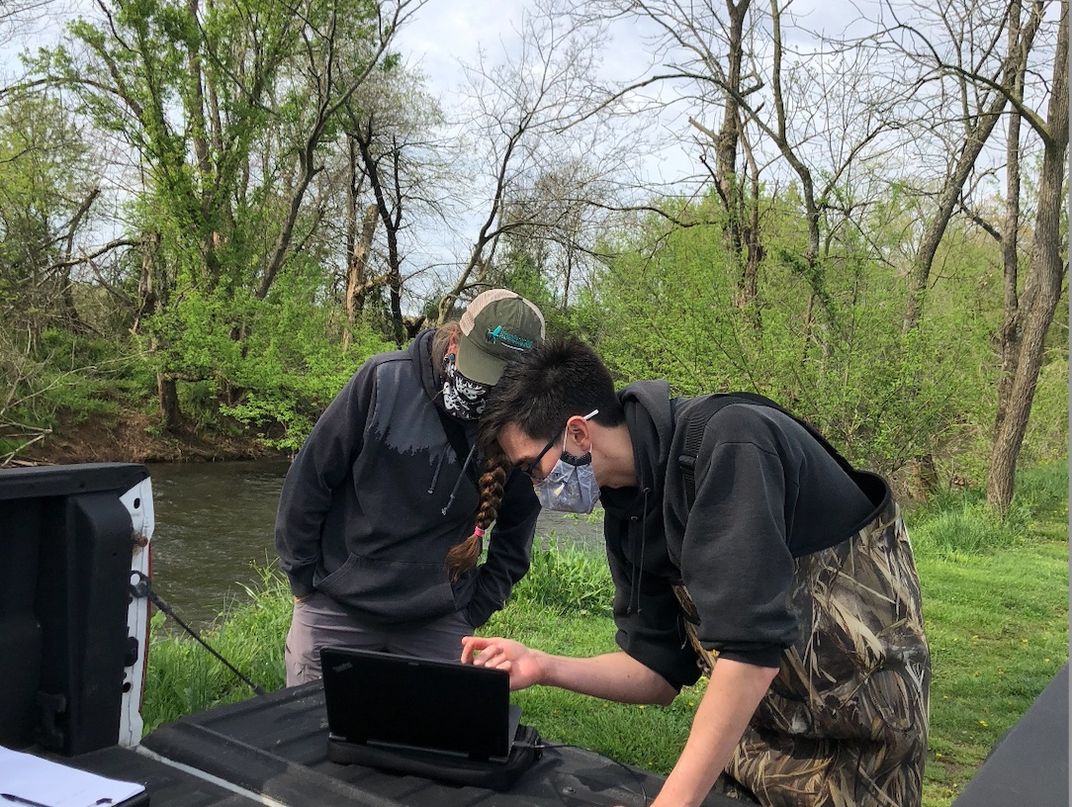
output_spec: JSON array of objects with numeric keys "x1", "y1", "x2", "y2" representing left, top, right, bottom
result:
[{"x1": 446, "y1": 443, "x2": 510, "y2": 580}]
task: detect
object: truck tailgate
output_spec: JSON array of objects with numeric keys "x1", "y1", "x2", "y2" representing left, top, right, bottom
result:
[
  {"x1": 142, "y1": 681, "x2": 741, "y2": 806},
  {"x1": 41, "y1": 745, "x2": 257, "y2": 805}
]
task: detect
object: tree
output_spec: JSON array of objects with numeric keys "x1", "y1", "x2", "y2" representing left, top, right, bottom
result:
[
  {"x1": 879, "y1": 0, "x2": 1047, "y2": 332},
  {"x1": 986, "y1": 0, "x2": 1067, "y2": 512},
  {"x1": 345, "y1": 67, "x2": 445, "y2": 344},
  {"x1": 582, "y1": 0, "x2": 906, "y2": 344},
  {"x1": 40, "y1": 0, "x2": 423, "y2": 427},
  {"x1": 0, "y1": 91, "x2": 105, "y2": 340},
  {"x1": 434, "y1": 1, "x2": 626, "y2": 322}
]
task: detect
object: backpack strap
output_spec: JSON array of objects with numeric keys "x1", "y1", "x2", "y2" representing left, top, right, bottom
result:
[{"x1": 677, "y1": 392, "x2": 855, "y2": 509}]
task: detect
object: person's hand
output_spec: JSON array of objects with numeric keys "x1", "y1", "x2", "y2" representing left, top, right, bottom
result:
[{"x1": 460, "y1": 636, "x2": 546, "y2": 690}]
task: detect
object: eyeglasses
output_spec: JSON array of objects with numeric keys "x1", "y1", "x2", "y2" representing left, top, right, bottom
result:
[
  {"x1": 516, "y1": 410, "x2": 599, "y2": 481},
  {"x1": 517, "y1": 432, "x2": 561, "y2": 480}
]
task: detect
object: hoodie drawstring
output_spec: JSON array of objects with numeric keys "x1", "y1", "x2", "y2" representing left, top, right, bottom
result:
[
  {"x1": 427, "y1": 450, "x2": 446, "y2": 495},
  {"x1": 441, "y1": 443, "x2": 477, "y2": 515}
]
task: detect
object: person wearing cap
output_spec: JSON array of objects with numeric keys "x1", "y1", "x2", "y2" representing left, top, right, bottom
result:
[{"x1": 276, "y1": 290, "x2": 546, "y2": 685}]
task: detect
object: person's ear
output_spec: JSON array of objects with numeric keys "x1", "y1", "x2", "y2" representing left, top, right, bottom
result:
[
  {"x1": 446, "y1": 332, "x2": 459, "y2": 359},
  {"x1": 566, "y1": 415, "x2": 593, "y2": 453}
]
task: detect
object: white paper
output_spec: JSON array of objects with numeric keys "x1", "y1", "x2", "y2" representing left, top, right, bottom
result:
[{"x1": 0, "y1": 745, "x2": 145, "y2": 807}]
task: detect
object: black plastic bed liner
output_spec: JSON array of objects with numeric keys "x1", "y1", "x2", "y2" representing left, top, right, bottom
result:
[
  {"x1": 140, "y1": 680, "x2": 741, "y2": 806},
  {"x1": 952, "y1": 662, "x2": 1068, "y2": 807}
]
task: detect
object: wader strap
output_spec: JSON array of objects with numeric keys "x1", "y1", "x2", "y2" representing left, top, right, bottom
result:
[{"x1": 672, "y1": 583, "x2": 718, "y2": 676}]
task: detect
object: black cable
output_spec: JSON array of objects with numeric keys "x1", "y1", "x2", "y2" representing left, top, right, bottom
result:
[
  {"x1": 129, "y1": 570, "x2": 267, "y2": 697},
  {"x1": 532, "y1": 742, "x2": 650, "y2": 805}
]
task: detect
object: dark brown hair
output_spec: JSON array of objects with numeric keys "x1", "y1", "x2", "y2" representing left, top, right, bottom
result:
[
  {"x1": 446, "y1": 443, "x2": 510, "y2": 579},
  {"x1": 481, "y1": 336, "x2": 624, "y2": 445},
  {"x1": 431, "y1": 321, "x2": 460, "y2": 379}
]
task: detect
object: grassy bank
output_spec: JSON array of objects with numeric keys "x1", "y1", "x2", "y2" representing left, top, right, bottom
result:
[{"x1": 143, "y1": 462, "x2": 1068, "y2": 806}]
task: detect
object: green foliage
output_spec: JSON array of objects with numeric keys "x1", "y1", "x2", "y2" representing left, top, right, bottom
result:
[
  {"x1": 1, "y1": 328, "x2": 133, "y2": 425},
  {"x1": 917, "y1": 538, "x2": 1067, "y2": 806},
  {"x1": 1019, "y1": 356, "x2": 1069, "y2": 468},
  {"x1": 487, "y1": 234, "x2": 575, "y2": 337},
  {"x1": 510, "y1": 538, "x2": 615, "y2": 615},
  {"x1": 5, "y1": 0, "x2": 397, "y2": 457},
  {"x1": 142, "y1": 564, "x2": 291, "y2": 732},
  {"x1": 578, "y1": 193, "x2": 1016, "y2": 480},
  {"x1": 3, "y1": 0, "x2": 1062, "y2": 496},
  {"x1": 910, "y1": 500, "x2": 1029, "y2": 559},
  {"x1": 143, "y1": 262, "x2": 391, "y2": 449},
  {"x1": 0, "y1": 91, "x2": 96, "y2": 335}
]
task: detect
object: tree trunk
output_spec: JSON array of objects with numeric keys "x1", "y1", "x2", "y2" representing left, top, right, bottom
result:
[
  {"x1": 388, "y1": 281, "x2": 404, "y2": 347},
  {"x1": 59, "y1": 268, "x2": 85, "y2": 333},
  {"x1": 136, "y1": 232, "x2": 182, "y2": 431},
  {"x1": 343, "y1": 203, "x2": 379, "y2": 348},
  {"x1": 993, "y1": 0, "x2": 1027, "y2": 435},
  {"x1": 157, "y1": 373, "x2": 180, "y2": 432},
  {"x1": 184, "y1": 0, "x2": 224, "y2": 292},
  {"x1": 350, "y1": 121, "x2": 407, "y2": 344},
  {"x1": 769, "y1": 0, "x2": 835, "y2": 336},
  {"x1": 59, "y1": 186, "x2": 100, "y2": 333},
  {"x1": 986, "y1": 5, "x2": 1067, "y2": 513},
  {"x1": 738, "y1": 129, "x2": 763, "y2": 330},
  {"x1": 719, "y1": 0, "x2": 749, "y2": 266}
]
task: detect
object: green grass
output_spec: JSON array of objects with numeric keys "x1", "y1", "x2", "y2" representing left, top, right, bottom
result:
[
  {"x1": 142, "y1": 462, "x2": 1068, "y2": 806},
  {"x1": 142, "y1": 567, "x2": 291, "y2": 732},
  {"x1": 912, "y1": 461, "x2": 1069, "y2": 806},
  {"x1": 509, "y1": 538, "x2": 616, "y2": 616}
]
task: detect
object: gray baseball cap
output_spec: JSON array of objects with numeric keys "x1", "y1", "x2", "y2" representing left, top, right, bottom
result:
[{"x1": 456, "y1": 289, "x2": 545, "y2": 385}]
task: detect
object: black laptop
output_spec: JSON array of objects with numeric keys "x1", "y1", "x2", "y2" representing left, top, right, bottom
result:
[{"x1": 320, "y1": 646, "x2": 523, "y2": 762}]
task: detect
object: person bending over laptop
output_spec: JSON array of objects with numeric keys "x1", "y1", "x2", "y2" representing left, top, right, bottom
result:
[
  {"x1": 275, "y1": 290, "x2": 545, "y2": 685},
  {"x1": 461, "y1": 338, "x2": 931, "y2": 807}
]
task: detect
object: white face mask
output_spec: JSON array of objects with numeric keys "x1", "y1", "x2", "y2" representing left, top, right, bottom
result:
[
  {"x1": 534, "y1": 449, "x2": 601, "y2": 514},
  {"x1": 532, "y1": 410, "x2": 601, "y2": 514}
]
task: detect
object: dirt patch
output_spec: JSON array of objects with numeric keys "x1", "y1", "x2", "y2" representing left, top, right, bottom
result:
[{"x1": 18, "y1": 409, "x2": 288, "y2": 465}]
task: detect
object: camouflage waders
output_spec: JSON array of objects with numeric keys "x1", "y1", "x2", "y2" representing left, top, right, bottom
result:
[{"x1": 674, "y1": 496, "x2": 931, "y2": 807}]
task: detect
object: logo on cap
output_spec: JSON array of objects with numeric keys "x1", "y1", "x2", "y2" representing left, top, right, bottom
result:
[{"x1": 485, "y1": 325, "x2": 534, "y2": 351}]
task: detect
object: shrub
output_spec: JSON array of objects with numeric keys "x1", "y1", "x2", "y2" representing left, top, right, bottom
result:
[
  {"x1": 907, "y1": 461, "x2": 1067, "y2": 559},
  {"x1": 510, "y1": 539, "x2": 615, "y2": 616}
]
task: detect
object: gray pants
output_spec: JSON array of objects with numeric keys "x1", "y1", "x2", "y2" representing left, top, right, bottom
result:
[{"x1": 284, "y1": 591, "x2": 475, "y2": 686}]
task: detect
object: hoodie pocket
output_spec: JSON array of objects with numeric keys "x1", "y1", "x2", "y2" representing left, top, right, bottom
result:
[{"x1": 316, "y1": 552, "x2": 457, "y2": 622}]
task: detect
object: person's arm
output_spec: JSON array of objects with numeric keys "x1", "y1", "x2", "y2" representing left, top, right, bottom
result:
[
  {"x1": 461, "y1": 637, "x2": 677, "y2": 705},
  {"x1": 652, "y1": 658, "x2": 778, "y2": 806},
  {"x1": 680, "y1": 416, "x2": 798, "y2": 667},
  {"x1": 650, "y1": 410, "x2": 794, "y2": 802},
  {"x1": 274, "y1": 364, "x2": 377, "y2": 599},
  {"x1": 465, "y1": 469, "x2": 539, "y2": 627}
]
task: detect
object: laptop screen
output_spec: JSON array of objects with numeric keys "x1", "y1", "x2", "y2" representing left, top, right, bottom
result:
[{"x1": 320, "y1": 647, "x2": 514, "y2": 760}]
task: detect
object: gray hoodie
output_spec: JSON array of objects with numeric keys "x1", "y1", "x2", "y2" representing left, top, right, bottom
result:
[{"x1": 274, "y1": 330, "x2": 539, "y2": 628}]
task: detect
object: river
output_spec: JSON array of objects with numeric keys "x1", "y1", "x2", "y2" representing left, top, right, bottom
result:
[{"x1": 146, "y1": 460, "x2": 605, "y2": 629}]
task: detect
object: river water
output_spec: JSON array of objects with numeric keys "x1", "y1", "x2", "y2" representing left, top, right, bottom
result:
[{"x1": 146, "y1": 460, "x2": 605, "y2": 629}]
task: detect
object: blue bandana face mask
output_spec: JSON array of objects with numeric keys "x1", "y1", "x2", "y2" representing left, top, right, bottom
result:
[{"x1": 533, "y1": 425, "x2": 601, "y2": 514}]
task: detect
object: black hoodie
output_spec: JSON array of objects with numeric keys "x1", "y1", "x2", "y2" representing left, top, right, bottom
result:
[
  {"x1": 274, "y1": 330, "x2": 539, "y2": 628},
  {"x1": 602, "y1": 381, "x2": 880, "y2": 689}
]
